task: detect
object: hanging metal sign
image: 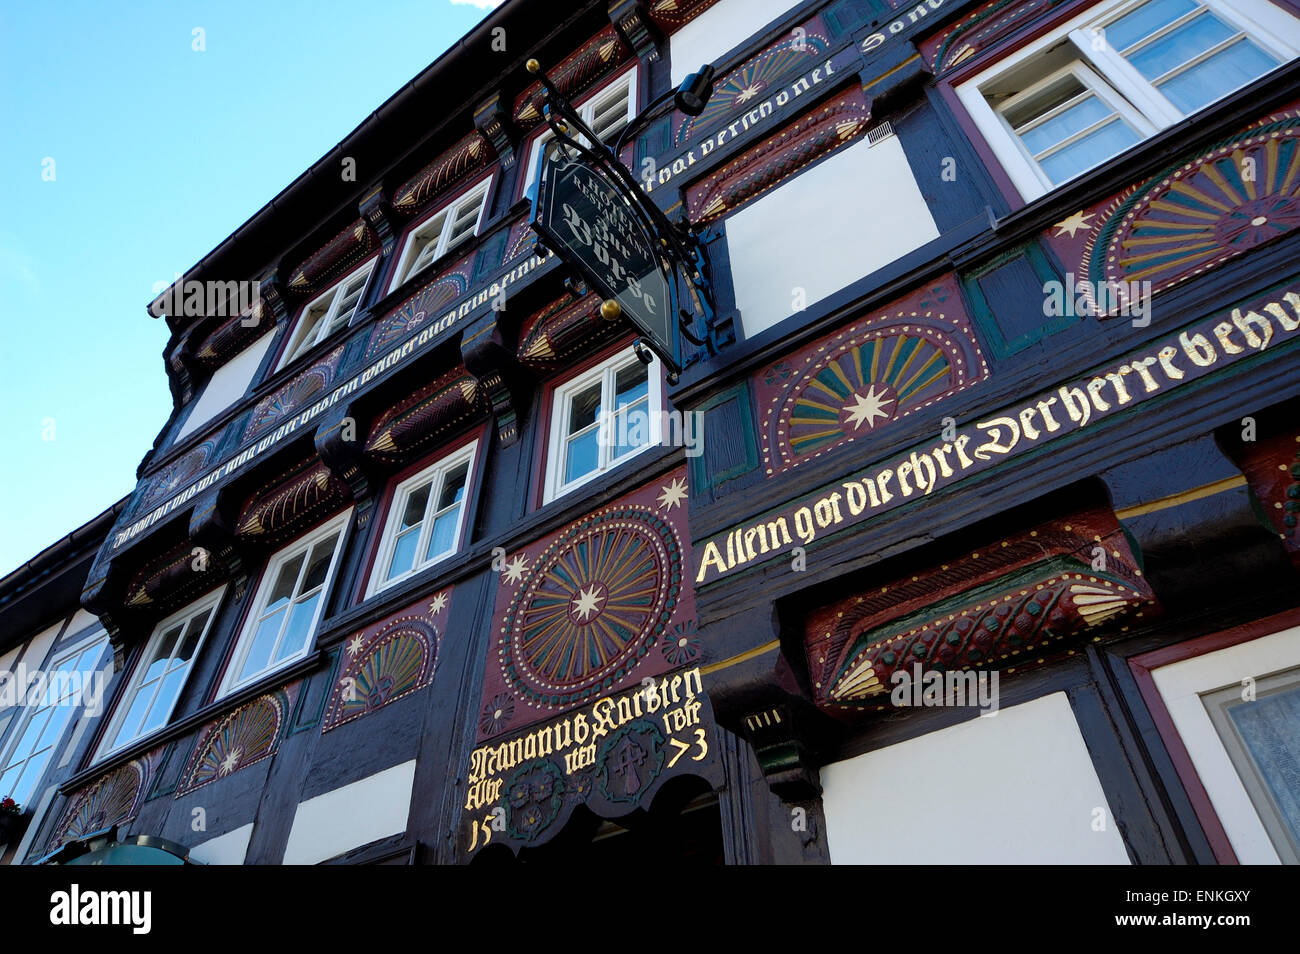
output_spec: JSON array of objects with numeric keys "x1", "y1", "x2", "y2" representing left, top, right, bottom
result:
[{"x1": 532, "y1": 145, "x2": 679, "y2": 373}]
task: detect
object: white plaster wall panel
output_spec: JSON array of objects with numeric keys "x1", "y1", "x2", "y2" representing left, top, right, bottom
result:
[
  {"x1": 63, "y1": 609, "x2": 102, "y2": 642},
  {"x1": 282, "y1": 760, "x2": 416, "y2": 865},
  {"x1": 14, "y1": 619, "x2": 65, "y2": 672},
  {"x1": 725, "y1": 136, "x2": 940, "y2": 339},
  {"x1": 670, "y1": 0, "x2": 803, "y2": 85},
  {"x1": 176, "y1": 331, "x2": 275, "y2": 441},
  {"x1": 190, "y1": 823, "x2": 255, "y2": 865},
  {"x1": 821, "y1": 692, "x2": 1132, "y2": 864}
]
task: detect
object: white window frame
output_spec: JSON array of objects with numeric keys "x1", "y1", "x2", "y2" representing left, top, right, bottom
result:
[
  {"x1": 956, "y1": 0, "x2": 1300, "y2": 200},
  {"x1": 1149, "y1": 624, "x2": 1300, "y2": 863},
  {"x1": 0, "y1": 631, "x2": 108, "y2": 808},
  {"x1": 93, "y1": 588, "x2": 225, "y2": 761},
  {"x1": 366, "y1": 441, "x2": 478, "y2": 596},
  {"x1": 522, "y1": 66, "x2": 638, "y2": 196},
  {"x1": 217, "y1": 509, "x2": 352, "y2": 698},
  {"x1": 277, "y1": 261, "x2": 376, "y2": 370},
  {"x1": 543, "y1": 346, "x2": 664, "y2": 504},
  {"x1": 388, "y1": 176, "x2": 494, "y2": 292}
]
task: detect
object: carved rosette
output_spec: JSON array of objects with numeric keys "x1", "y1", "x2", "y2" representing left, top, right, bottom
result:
[
  {"x1": 234, "y1": 459, "x2": 349, "y2": 544},
  {"x1": 285, "y1": 220, "x2": 379, "y2": 298},
  {"x1": 686, "y1": 85, "x2": 871, "y2": 224},
  {"x1": 137, "y1": 440, "x2": 217, "y2": 512},
  {"x1": 478, "y1": 469, "x2": 697, "y2": 739},
  {"x1": 362, "y1": 369, "x2": 484, "y2": 466},
  {"x1": 674, "y1": 23, "x2": 832, "y2": 145},
  {"x1": 755, "y1": 277, "x2": 988, "y2": 475},
  {"x1": 804, "y1": 508, "x2": 1158, "y2": 715},
  {"x1": 391, "y1": 132, "x2": 494, "y2": 217}
]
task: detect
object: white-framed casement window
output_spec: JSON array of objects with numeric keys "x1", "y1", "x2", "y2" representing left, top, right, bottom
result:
[
  {"x1": 523, "y1": 66, "x2": 638, "y2": 196},
  {"x1": 543, "y1": 346, "x2": 662, "y2": 503},
  {"x1": 218, "y1": 510, "x2": 352, "y2": 697},
  {"x1": 1147, "y1": 623, "x2": 1300, "y2": 863},
  {"x1": 277, "y1": 261, "x2": 375, "y2": 370},
  {"x1": 0, "y1": 633, "x2": 108, "y2": 807},
  {"x1": 367, "y1": 441, "x2": 477, "y2": 595},
  {"x1": 956, "y1": 0, "x2": 1300, "y2": 200},
  {"x1": 94, "y1": 589, "x2": 224, "y2": 760},
  {"x1": 388, "y1": 177, "x2": 493, "y2": 291}
]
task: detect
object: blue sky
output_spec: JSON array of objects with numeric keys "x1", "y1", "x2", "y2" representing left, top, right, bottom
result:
[{"x1": 0, "y1": 0, "x2": 502, "y2": 577}]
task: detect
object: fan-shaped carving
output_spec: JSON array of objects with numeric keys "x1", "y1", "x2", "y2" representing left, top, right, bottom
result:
[
  {"x1": 363, "y1": 370, "x2": 483, "y2": 465},
  {"x1": 176, "y1": 689, "x2": 295, "y2": 795},
  {"x1": 46, "y1": 760, "x2": 148, "y2": 850},
  {"x1": 391, "y1": 133, "x2": 493, "y2": 216},
  {"x1": 234, "y1": 460, "x2": 349, "y2": 543},
  {"x1": 286, "y1": 221, "x2": 379, "y2": 297},
  {"x1": 513, "y1": 26, "x2": 630, "y2": 128},
  {"x1": 323, "y1": 619, "x2": 438, "y2": 730},
  {"x1": 243, "y1": 346, "x2": 344, "y2": 443},
  {"x1": 517, "y1": 293, "x2": 624, "y2": 369}
]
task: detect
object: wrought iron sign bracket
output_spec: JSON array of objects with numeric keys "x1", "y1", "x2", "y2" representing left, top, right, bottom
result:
[{"x1": 525, "y1": 58, "x2": 720, "y2": 384}]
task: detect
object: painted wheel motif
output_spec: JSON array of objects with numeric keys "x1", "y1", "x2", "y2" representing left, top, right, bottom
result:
[{"x1": 499, "y1": 506, "x2": 681, "y2": 709}]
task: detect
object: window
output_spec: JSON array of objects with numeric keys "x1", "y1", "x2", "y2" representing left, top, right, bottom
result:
[
  {"x1": 1136, "y1": 620, "x2": 1300, "y2": 863},
  {"x1": 95, "y1": 590, "x2": 223, "y2": 759},
  {"x1": 278, "y1": 262, "x2": 375, "y2": 369},
  {"x1": 523, "y1": 68, "x2": 637, "y2": 195},
  {"x1": 219, "y1": 510, "x2": 351, "y2": 697},
  {"x1": 0, "y1": 634, "x2": 108, "y2": 806},
  {"x1": 368, "y1": 442, "x2": 477, "y2": 595},
  {"x1": 957, "y1": 0, "x2": 1300, "y2": 199},
  {"x1": 389, "y1": 178, "x2": 492, "y2": 291},
  {"x1": 1202, "y1": 668, "x2": 1300, "y2": 864},
  {"x1": 544, "y1": 347, "x2": 663, "y2": 502}
]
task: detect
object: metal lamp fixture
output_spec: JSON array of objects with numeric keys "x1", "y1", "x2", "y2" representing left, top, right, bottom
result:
[{"x1": 674, "y1": 65, "x2": 716, "y2": 116}]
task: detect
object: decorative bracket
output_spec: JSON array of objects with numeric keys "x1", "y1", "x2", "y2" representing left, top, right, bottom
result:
[
  {"x1": 473, "y1": 92, "x2": 516, "y2": 170},
  {"x1": 460, "y1": 310, "x2": 526, "y2": 448}
]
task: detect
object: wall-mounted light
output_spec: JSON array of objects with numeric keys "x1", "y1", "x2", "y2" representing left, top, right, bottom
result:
[{"x1": 674, "y1": 65, "x2": 716, "y2": 116}]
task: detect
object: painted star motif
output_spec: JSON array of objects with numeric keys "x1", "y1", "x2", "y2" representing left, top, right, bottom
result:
[
  {"x1": 734, "y1": 82, "x2": 762, "y2": 104},
  {"x1": 571, "y1": 585, "x2": 605, "y2": 622},
  {"x1": 346, "y1": 634, "x2": 365, "y2": 657},
  {"x1": 842, "y1": 385, "x2": 894, "y2": 431},
  {"x1": 1053, "y1": 210, "x2": 1095, "y2": 239},
  {"x1": 428, "y1": 591, "x2": 448, "y2": 615},
  {"x1": 657, "y1": 477, "x2": 688, "y2": 511},
  {"x1": 218, "y1": 747, "x2": 242, "y2": 777},
  {"x1": 503, "y1": 554, "x2": 529, "y2": 585}
]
